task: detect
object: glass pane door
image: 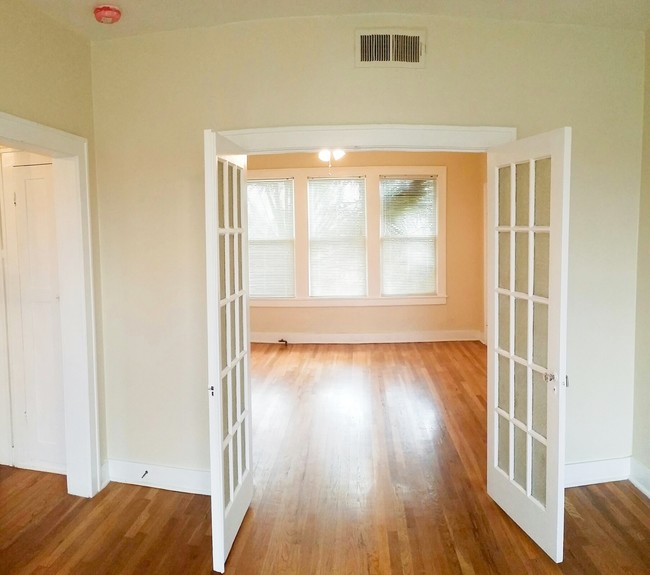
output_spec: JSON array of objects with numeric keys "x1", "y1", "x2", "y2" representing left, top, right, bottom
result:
[{"x1": 487, "y1": 128, "x2": 570, "y2": 563}]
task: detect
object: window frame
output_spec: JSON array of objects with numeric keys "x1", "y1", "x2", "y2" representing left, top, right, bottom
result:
[{"x1": 247, "y1": 165, "x2": 446, "y2": 307}]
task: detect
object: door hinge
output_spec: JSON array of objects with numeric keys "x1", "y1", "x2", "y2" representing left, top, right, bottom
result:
[
  {"x1": 564, "y1": 375, "x2": 569, "y2": 388},
  {"x1": 209, "y1": 386, "x2": 215, "y2": 396}
]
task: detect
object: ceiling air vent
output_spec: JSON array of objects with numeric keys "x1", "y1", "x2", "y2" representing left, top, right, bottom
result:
[{"x1": 356, "y1": 29, "x2": 426, "y2": 68}]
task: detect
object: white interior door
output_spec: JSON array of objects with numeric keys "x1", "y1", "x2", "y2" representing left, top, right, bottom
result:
[
  {"x1": 487, "y1": 128, "x2": 571, "y2": 562},
  {"x1": 1, "y1": 152, "x2": 66, "y2": 473},
  {"x1": 204, "y1": 130, "x2": 253, "y2": 573}
]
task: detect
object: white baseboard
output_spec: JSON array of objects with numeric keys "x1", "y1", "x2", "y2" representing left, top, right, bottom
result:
[
  {"x1": 251, "y1": 330, "x2": 483, "y2": 344},
  {"x1": 630, "y1": 458, "x2": 650, "y2": 499},
  {"x1": 565, "y1": 457, "x2": 631, "y2": 488},
  {"x1": 108, "y1": 459, "x2": 210, "y2": 495},
  {"x1": 100, "y1": 460, "x2": 111, "y2": 490},
  {"x1": 100, "y1": 457, "x2": 648, "y2": 497}
]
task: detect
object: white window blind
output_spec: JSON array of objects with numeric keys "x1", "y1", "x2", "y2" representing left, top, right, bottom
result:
[
  {"x1": 380, "y1": 177, "x2": 437, "y2": 296},
  {"x1": 308, "y1": 178, "x2": 367, "y2": 297},
  {"x1": 247, "y1": 179, "x2": 295, "y2": 298}
]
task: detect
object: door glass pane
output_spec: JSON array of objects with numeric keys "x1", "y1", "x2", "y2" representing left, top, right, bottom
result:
[
  {"x1": 515, "y1": 162, "x2": 530, "y2": 227},
  {"x1": 498, "y1": 354, "x2": 510, "y2": 412},
  {"x1": 229, "y1": 236, "x2": 235, "y2": 295},
  {"x1": 532, "y1": 370, "x2": 548, "y2": 438},
  {"x1": 498, "y1": 415, "x2": 510, "y2": 474},
  {"x1": 219, "y1": 235, "x2": 226, "y2": 301},
  {"x1": 534, "y1": 158, "x2": 551, "y2": 227},
  {"x1": 533, "y1": 302, "x2": 549, "y2": 368},
  {"x1": 515, "y1": 232, "x2": 528, "y2": 294},
  {"x1": 221, "y1": 375, "x2": 229, "y2": 439},
  {"x1": 218, "y1": 161, "x2": 225, "y2": 228},
  {"x1": 239, "y1": 362, "x2": 246, "y2": 418},
  {"x1": 223, "y1": 443, "x2": 231, "y2": 506},
  {"x1": 532, "y1": 439, "x2": 547, "y2": 506},
  {"x1": 233, "y1": 363, "x2": 240, "y2": 418},
  {"x1": 230, "y1": 303, "x2": 237, "y2": 364},
  {"x1": 233, "y1": 233, "x2": 240, "y2": 294},
  {"x1": 498, "y1": 294, "x2": 510, "y2": 352},
  {"x1": 238, "y1": 234, "x2": 243, "y2": 292},
  {"x1": 534, "y1": 232, "x2": 550, "y2": 298},
  {"x1": 220, "y1": 305, "x2": 227, "y2": 371},
  {"x1": 498, "y1": 166, "x2": 511, "y2": 226},
  {"x1": 236, "y1": 169, "x2": 242, "y2": 228},
  {"x1": 514, "y1": 362, "x2": 527, "y2": 424},
  {"x1": 499, "y1": 232, "x2": 510, "y2": 290},
  {"x1": 514, "y1": 298, "x2": 528, "y2": 359},
  {"x1": 238, "y1": 296, "x2": 244, "y2": 354},
  {"x1": 514, "y1": 426, "x2": 527, "y2": 490},
  {"x1": 241, "y1": 420, "x2": 248, "y2": 472},
  {"x1": 241, "y1": 361, "x2": 247, "y2": 412},
  {"x1": 228, "y1": 165, "x2": 234, "y2": 228},
  {"x1": 233, "y1": 428, "x2": 240, "y2": 489},
  {"x1": 231, "y1": 365, "x2": 238, "y2": 426}
]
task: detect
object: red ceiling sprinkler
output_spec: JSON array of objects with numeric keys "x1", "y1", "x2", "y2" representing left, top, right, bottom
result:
[{"x1": 94, "y1": 5, "x2": 122, "y2": 24}]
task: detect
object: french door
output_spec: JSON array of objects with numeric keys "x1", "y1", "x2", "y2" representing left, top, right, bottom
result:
[
  {"x1": 487, "y1": 128, "x2": 571, "y2": 562},
  {"x1": 204, "y1": 131, "x2": 253, "y2": 573}
]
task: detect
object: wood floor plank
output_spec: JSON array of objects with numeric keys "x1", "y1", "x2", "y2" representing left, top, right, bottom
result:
[{"x1": 1, "y1": 342, "x2": 649, "y2": 574}]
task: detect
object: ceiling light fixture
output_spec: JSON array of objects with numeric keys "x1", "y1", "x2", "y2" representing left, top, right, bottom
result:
[
  {"x1": 94, "y1": 5, "x2": 122, "y2": 24},
  {"x1": 318, "y1": 148, "x2": 346, "y2": 168}
]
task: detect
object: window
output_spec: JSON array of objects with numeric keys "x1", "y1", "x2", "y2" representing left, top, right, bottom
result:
[
  {"x1": 246, "y1": 165, "x2": 446, "y2": 306},
  {"x1": 380, "y1": 177, "x2": 437, "y2": 296},
  {"x1": 247, "y1": 179, "x2": 295, "y2": 297},
  {"x1": 308, "y1": 178, "x2": 367, "y2": 297}
]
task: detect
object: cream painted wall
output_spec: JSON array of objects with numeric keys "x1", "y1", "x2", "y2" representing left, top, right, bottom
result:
[
  {"x1": 91, "y1": 15, "x2": 644, "y2": 470},
  {"x1": 633, "y1": 32, "x2": 650, "y2": 471},
  {"x1": 247, "y1": 151, "x2": 485, "y2": 339},
  {"x1": 0, "y1": 1, "x2": 93, "y2": 137},
  {"x1": 0, "y1": 2, "x2": 107, "y2": 462}
]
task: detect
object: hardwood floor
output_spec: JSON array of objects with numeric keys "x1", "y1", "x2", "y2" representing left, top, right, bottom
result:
[{"x1": 1, "y1": 342, "x2": 649, "y2": 574}]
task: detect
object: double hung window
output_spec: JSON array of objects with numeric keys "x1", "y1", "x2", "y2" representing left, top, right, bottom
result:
[
  {"x1": 308, "y1": 178, "x2": 367, "y2": 297},
  {"x1": 380, "y1": 177, "x2": 437, "y2": 296},
  {"x1": 247, "y1": 179, "x2": 295, "y2": 298}
]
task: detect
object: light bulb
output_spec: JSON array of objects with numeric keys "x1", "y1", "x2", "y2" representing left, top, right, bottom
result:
[
  {"x1": 318, "y1": 150, "x2": 331, "y2": 162},
  {"x1": 332, "y1": 149, "x2": 346, "y2": 161}
]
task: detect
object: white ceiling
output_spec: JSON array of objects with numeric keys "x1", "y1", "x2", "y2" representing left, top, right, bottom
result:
[{"x1": 21, "y1": 0, "x2": 650, "y2": 41}]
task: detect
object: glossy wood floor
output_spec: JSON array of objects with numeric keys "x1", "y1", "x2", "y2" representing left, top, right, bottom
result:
[{"x1": 1, "y1": 342, "x2": 649, "y2": 574}]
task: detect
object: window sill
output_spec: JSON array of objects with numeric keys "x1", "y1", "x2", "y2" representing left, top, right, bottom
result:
[{"x1": 250, "y1": 296, "x2": 447, "y2": 308}]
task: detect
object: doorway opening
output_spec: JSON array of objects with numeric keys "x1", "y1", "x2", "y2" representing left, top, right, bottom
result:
[
  {"x1": 0, "y1": 150, "x2": 66, "y2": 475},
  {"x1": 206, "y1": 124, "x2": 571, "y2": 570},
  {"x1": 0, "y1": 112, "x2": 100, "y2": 497}
]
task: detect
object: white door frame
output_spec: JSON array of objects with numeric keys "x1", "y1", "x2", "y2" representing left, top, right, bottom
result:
[
  {"x1": 218, "y1": 124, "x2": 516, "y2": 155},
  {"x1": 0, "y1": 111, "x2": 100, "y2": 498}
]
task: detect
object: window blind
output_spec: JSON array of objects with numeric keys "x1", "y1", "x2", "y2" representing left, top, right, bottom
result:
[
  {"x1": 380, "y1": 177, "x2": 437, "y2": 296},
  {"x1": 247, "y1": 179, "x2": 295, "y2": 298},
  {"x1": 308, "y1": 178, "x2": 367, "y2": 297}
]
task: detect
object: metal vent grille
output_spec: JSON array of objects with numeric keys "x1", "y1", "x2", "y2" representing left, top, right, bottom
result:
[
  {"x1": 356, "y1": 29, "x2": 425, "y2": 68},
  {"x1": 360, "y1": 34, "x2": 391, "y2": 62},
  {"x1": 392, "y1": 34, "x2": 420, "y2": 63}
]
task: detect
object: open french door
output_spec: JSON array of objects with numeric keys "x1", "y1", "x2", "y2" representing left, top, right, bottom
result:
[
  {"x1": 204, "y1": 130, "x2": 253, "y2": 573},
  {"x1": 487, "y1": 128, "x2": 571, "y2": 562}
]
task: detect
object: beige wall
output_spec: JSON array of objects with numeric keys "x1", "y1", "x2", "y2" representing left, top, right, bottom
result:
[
  {"x1": 633, "y1": 33, "x2": 650, "y2": 472},
  {"x1": 0, "y1": 1, "x2": 93, "y2": 137},
  {"x1": 91, "y1": 15, "x2": 644, "y2": 470},
  {"x1": 0, "y1": 2, "x2": 107, "y2": 460},
  {"x1": 248, "y1": 151, "x2": 485, "y2": 339}
]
